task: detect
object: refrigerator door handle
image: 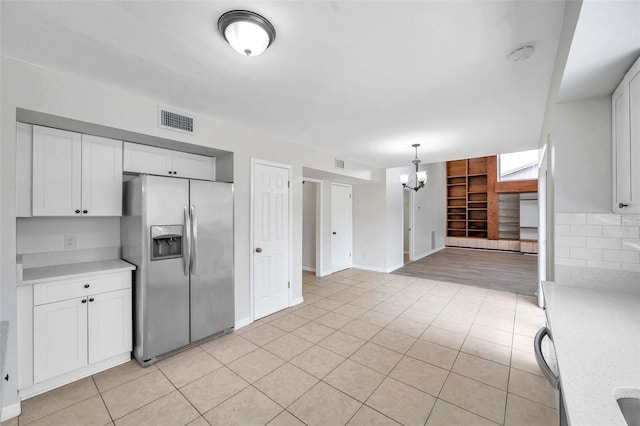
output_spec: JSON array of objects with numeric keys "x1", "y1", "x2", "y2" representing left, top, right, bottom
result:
[
  {"x1": 191, "y1": 204, "x2": 198, "y2": 274},
  {"x1": 184, "y1": 205, "x2": 191, "y2": 276}
]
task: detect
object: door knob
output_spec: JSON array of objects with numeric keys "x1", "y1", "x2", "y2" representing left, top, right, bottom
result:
[
  {"x1": 619, "y1": 203, "x2": 629, "y2": 208},
  {"x1": 255, "y1": 247, "x2": 262, "y2": 253},
  {"x1": 332, "y1": 232, "x2": 337, "y2": 235}
]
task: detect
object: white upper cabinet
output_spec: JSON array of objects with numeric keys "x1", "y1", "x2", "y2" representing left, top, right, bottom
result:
[
  {"x1": 32, "y1": 126, "x2": 82, "y2": 216},
  {"x1": 123, "y1": 142, "x2": 215, "y2": 181},
  {"x1": 171, "y1": 150, "x2": 215, "y2": 180},
  {"x1": 81, "y1": 135, "x2": 123, "y2": 216},
  {"x1": 613, "y1": 57, "x2": 640, "y2": 213},
  {"x1": 31, "y1": 125, "x2": 123, "y2": 217},
  {"x1": 123, "y1": 142, "x2": 173, "y2": 176}
]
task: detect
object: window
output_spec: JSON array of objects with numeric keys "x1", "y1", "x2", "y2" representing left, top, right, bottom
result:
[{"x1": 498, "y1": 149, "x2": 539, "y2": 181}]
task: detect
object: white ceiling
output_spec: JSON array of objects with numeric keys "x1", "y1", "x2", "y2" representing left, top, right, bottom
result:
[
  {"x1": 558, "y1": 0, "x2": 640, "y2": 102},
  {"x1": 1, "y1": 1, "x2": 565, "y2": 168}
]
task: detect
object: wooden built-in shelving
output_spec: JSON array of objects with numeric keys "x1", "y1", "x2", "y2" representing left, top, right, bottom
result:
[
  {"x1": 446, "y1": 155, "x2": 539, "y2": 253},
  {"x1": 446, "y1": 157, "x2": 488, "y2": 238}
]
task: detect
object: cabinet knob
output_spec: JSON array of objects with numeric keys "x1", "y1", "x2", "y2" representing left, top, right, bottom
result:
[
  {"x1": 84, "y1": 284, "x2": 90, "y2": 288},
  {"x1": 174, "y1": 171, "x2": 178, "y2": 175},
  {"x1": 81, "y1": 299, "x2": 87, "y2": 303},
  {"x1": 89, "y1": 297, "x2": 95, "y2": 302},
  {"x1": 168, "y1": 171, "x2": 172, "y2": 174},
  {"x1": 75, "y1": 210, "x2": 81, "y2": 214},
  {"x1": 619, "y1": 203, "x2": 629, "y2": 208},
  {"x1": 83, "y1": 210, "x2": 88, "y2": 214}
]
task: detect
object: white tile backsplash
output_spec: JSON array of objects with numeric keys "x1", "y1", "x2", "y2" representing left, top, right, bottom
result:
[
  {"x1": 621, "y1": 215, "x2": 640, "y2": 226},
  {"x1": 570, "y1": 225, "x2": 602, "y2": 237},
  {"x1": 555, "y1": 213, "x2": 640, "y2": 289},
  {"x1": 555, "y1": 224, "x2": 571, "y2": 236},
  {"x1": 586, "y1": 237, "x2": 621, "y2": 250},
  {"x1": 602, "y1": 226, "x2": 640, "y2": 238},
  {"x1": 555, "y1": 235, "x2": 587, "y2": 248},
  {"x1": 570, "y1": 247, "x2": 602, "y2": 261},
  {"x1": 556, "y1": 213, "x2": 586, "y2": 225},
  {"x1": 603, "y1": 249, "x2": 640, "y2": 264}
]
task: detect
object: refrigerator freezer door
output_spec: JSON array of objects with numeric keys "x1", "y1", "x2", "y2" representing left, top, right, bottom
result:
[
  {"x1": 141, "y1": 175, "x2": 191, "y2": 360},
  {"x1": 189, "y1": 180, "x2": 234, "y2": 342}
]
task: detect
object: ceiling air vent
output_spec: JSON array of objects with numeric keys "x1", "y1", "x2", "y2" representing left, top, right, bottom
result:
[
  {"x1": 335, "y1": 158, "x2": 345, "y2": 169},
  {"x1": 158, "y1": 106, "x2": 195, "y2": 134}
]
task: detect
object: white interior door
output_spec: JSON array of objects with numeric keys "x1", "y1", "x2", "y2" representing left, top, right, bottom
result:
[
  {"x1": 253, "y1": 162, "x2": 290, "y2": 320},
  {"x1": 331, "y1": 183, "x2": 353, "y2": 273}
]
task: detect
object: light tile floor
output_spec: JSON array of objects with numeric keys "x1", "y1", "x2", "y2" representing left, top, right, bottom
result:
[{"x1": 6, "y1": 269, "x2": 559, "y2": 426}]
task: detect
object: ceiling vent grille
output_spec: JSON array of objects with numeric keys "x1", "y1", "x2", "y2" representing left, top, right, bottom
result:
[
  {"x1": 158, "y1": 106, "x2": 195, "y2": 134},
  {"x1": 335, "y1": 158, "x2": 345, "y2": 169}
]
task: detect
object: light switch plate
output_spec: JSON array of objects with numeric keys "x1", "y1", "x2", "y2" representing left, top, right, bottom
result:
[{"x1": 64, "y1": 235, "x2": 76, "y2": 249}]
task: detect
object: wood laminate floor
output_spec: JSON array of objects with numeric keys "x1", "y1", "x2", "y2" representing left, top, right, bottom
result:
[{"x1": 392, "y1": 247, "x2": 538, "y2": 296}]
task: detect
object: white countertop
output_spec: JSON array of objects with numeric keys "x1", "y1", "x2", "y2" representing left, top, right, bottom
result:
[
  {"x1": 19, "y1": 259, "x2": 136, "y2": 285},
  {"x1": 543, "y1": 282, "x2": 640, "y2": 426}
]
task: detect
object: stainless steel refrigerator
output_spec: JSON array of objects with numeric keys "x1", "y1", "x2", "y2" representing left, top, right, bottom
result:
[{"x1": 121, "y1": 175, "x2": 234, "y2": 366}]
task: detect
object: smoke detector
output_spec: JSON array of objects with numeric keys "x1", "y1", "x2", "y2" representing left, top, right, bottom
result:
[{"x1": 507, "y1": 45, "x2": 535, "y2": 62}]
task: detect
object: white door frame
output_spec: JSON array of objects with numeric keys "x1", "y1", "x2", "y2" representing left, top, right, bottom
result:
[
  {"x1": 330, "y1": 182, "x2": 353, "y2": 273},
  {"x1": 250, "y1": 158, "x2": 292, "y2": 322},
  {"x1": 302, "y1": 177, "x2": 324, "y2": 277},
  {"x1": 537, "y1": 144, "x2": 549, "y2": 308}
]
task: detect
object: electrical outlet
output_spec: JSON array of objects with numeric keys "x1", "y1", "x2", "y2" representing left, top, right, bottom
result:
[{"x1": 64, "y1": 235, "x2": 76, "y2": 249}]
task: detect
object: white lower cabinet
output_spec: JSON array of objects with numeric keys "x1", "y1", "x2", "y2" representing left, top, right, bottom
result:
[
  {"x1": 34, "y1": 297, "x2": 88, "y2": 383},
  {"x1": 19, "y1": 270, "x2": 132, "y2": 398},
  {"x1": 88, "y1": 289, "x2": 132, "y2": 364}
]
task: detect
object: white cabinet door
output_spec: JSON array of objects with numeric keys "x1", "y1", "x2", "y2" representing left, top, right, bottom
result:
[
  {"x1": 81, "y1": 135, "x2": 123, "y2": 216},
  {"x1": 172, "y1": 151, "x2": 214, "y2": 180},
  {"x1": 613, "y1": 58, "x2": 640, "y2": 213},
  {"x1": 88, "y1": 289, "x2": 132, "y2": 364},
  {"x1": 32, "y1": 126, "x2": 82, "y2": 216},
  {"x1": 123, "y1": 142, "x2": 174, "y2": 177},
  {"x1": 34, "y1": 297, "x2": 88, "y2": 382}
]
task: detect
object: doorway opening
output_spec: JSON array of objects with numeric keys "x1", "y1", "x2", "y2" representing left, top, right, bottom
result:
[{"x1": 302, "y1": 180, "x2": 318, "y2": 274}]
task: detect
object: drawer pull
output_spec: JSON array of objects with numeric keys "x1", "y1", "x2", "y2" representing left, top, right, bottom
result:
[
  {"x1": 81, "y1": 299, "x2": 87, "y2": 304},
  {"x1": 84, "y1": 284, "x2": 90, "y2": 288}
]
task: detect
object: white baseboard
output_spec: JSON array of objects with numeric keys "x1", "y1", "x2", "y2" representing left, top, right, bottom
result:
[
  {"x1": 302, "y1": 266, "x2": 316, "y2": 272},
  {"x1": 412, "y1": 246, "x2": 444, "y2": 262},
  {"x1": 234, "y1": 317, "x2": 252, "y2": 330},
  {"x1": 386, "y1": 262, "x2": 405, "y2": 273},
  {"x1": 290, "y1": 297, "x2": 304, "y2": 306},
  {"x1": 317, "y1": 270, "x2": 332, "y2": 277},
  {"x1": 1, "y1": 402, "x2": 21, "y2": 422},
  {"x1": 351, "y1": 264, "x2": 388, "y2": 273}
]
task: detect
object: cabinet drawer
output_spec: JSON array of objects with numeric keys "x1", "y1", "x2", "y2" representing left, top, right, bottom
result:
[{"x1": 34, "y1": 272, "x2": 131, "y2": 306}]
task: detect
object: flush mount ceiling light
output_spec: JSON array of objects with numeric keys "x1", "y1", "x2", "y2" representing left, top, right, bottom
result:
[
  {"x1": 507, "y1": 45, "x2": 535, "y2": 62},
  {"x1": 400, "y1": 144, "x2": 428, "y2": 192},
  {"x1": 218, "y1": 10, "x2": 276, "y2": 57}
]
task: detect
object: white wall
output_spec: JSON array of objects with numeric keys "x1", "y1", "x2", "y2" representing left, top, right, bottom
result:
[
  {"x1": 385, "y1": 167, "x2": 409, "y2": 271},
  {"x1": 352, "y1": 177, "x2": 388, "y2": 271},
  {"x1": 0, "y1": 57, "x2": 379, "y2": 412},
  {"x1": 551, "y1": 96, "x2": 612, "y2": 213},
  {"x1": 413, "y1": 162, "x2": 447, "y2": 258},
  {"x1": 302, "y1": 182, "x2": 317, "y2": 271},
  {"x1": 16, "y1": 217, "x2": 119, "y2": 254},
  {"x1": 352, "y1": 162, "x2": 447, "y2": 272}
]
